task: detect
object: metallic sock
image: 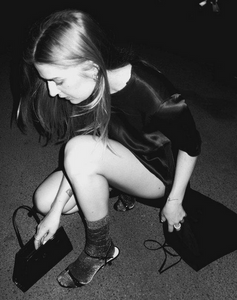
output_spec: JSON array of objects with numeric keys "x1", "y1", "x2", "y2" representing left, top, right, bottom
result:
[{"x1": 58, "y1": 215, "x2": 115, "y2": 286}]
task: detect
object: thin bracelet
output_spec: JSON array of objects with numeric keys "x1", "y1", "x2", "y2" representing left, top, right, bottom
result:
[{"x1": 167, "y1": 197, "x2": 179, "y2": 202}]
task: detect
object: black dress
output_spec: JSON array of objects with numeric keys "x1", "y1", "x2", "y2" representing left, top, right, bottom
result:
[{"x1": 109, "y1": 61, "x2": 201, "y2": 189}]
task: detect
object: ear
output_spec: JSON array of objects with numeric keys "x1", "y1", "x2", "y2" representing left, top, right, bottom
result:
[
  {"x1": 76, "y1": 61, "x2": 99, "y2": 79},
  {"x1": 86, "y1": 60, "x2": 99, "y2": 80},
  {"x1": 86, "y1": 60, "x2": 99, "y2": 70}
]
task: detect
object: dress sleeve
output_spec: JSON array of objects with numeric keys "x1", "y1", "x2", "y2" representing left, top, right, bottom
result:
[{"x1": 144, "y1": 92, "x2": 202, "y2": 157}]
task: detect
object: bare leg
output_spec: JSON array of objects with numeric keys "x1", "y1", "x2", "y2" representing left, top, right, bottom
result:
[
  {"x1": 34, "y1": 170, "x2": 79, "y2": 215},
  {"x1": 34, "y1": 136, "x2": 165, "y2": 218},
  {"x1": 34, "y1": 135, "x2": 166, "y2": 287},
  {"x1": 63, "y1": 135, "x2": 165, "y2": 221}
]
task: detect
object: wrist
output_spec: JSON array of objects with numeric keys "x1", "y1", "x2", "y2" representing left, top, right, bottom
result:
[
  {"x1": 50, "y1": 201, "x2": 64, "y2": 215},
  {"x1": 167, "y1": 191, "x2": 184, "y2": 204},
  {"x1": 167, "y1": 197, "x2": 182, "y2": 204},
  {"x1": 168, "y1": 187, "x2": 186, "y2": 203}
]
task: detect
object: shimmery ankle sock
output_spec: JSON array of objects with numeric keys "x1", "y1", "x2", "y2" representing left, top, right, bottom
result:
[
  {"x1": 85, "y1": 215, "x2": 111, "y2": 257},
  {"x1": 65, "y1": 215, "x2": 114, "y2": 285}
]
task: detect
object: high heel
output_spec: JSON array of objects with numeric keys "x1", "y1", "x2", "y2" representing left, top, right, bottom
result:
[
  {"x1": 57, "y1": 244, "x2": 120, "y2": 288},
  {"x1": 57, "y1": 214, "x2": 119, "y2": 288},
  {"x1": 114, "y1": 193, "x2": 136, "y2": 212},
  {"x1": 57, "y1": 215, "x2": 118, "y2": 288}
]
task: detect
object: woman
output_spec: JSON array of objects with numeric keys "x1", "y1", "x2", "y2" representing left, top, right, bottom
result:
[{"x1": 17, "y1": 9, "x2": 201, "y2": 288}]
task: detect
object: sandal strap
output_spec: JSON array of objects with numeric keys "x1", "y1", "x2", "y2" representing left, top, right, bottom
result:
[{"x1": 85, "y1": 241, "x2": 115, "y2": 262}]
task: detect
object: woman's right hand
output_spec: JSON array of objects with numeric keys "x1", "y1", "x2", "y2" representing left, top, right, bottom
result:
[
  {"x1": 160, "y1": 200, "x2": 186, "y2": 232},
  {"x1": 34, "y1": 210, "x2": 61, "y2": 250}
]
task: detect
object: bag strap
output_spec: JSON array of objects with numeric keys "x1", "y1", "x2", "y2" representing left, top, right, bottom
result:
[
  {"x1": 144, "y1": 239, "x2": 182, "y2": 274},
  {"x1": 12, "y1": 205, "x2": 41, "y2": 248}
]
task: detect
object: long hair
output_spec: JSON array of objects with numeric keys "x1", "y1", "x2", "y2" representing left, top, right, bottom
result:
[{"x1": 18, "y1": 9, "x2": 132, "y2": 144}]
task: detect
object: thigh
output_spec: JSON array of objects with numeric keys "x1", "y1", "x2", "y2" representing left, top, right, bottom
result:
[
  {"x1": 65, "y1": 136, "x2": 166, "y2": 200},
  {"x1": 101, "y1": 139, "x2": 166, "y2": 199}
]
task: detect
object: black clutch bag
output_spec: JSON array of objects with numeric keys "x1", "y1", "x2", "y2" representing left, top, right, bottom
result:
[
  {"x1": 12, "y1": 205, "x2": 73, "y2": 292},
  {"x1": 144, "y1": 188, "x2": 237, "y2": 273}
]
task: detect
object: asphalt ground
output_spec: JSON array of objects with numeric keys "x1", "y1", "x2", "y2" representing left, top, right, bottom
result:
[{"x1": 0, "y1": 6, "x2": 237, "y2": 298}]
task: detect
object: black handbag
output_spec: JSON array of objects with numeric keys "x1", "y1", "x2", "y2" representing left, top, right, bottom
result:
[
  {"x1": 144, "y1": 188, "x2": 237, "y2": 273},
  {"x1": 12, "y1": 205, "x2": 73, "y2": 292}
]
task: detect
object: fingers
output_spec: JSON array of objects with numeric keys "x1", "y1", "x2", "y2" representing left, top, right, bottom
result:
[
  {"x1": 34, "y1": 232, "x2": 48, "y2": 250},
  {"x1": 161, "y1": 216, "x2": 180, "y2": 233},
  {"x1": 43, "y1": 232, "x2": 55, "y2": 244},
  {"x1": 34, "y1": 229, "x2": 55, "y2": 250},
  {"x1": 173, "y1": 223, "x2": 182, "y2": 231},
  {"x1": 160, "y1": 215, "x2": 166, "y2": 223},
  {"x1": 168, "y1": 223, "x2": 174, "y2": 232},
  {"x1": 167, "y1": 222, "x2": 182, "y2": 232},
  {"x1": 34, "y1": 235, "x2": 42, "y2": 250},
  {"x1": 162, "y1": 219, "x2": 185, "y2": 232},
  {"x1": 161, "y1": 205, "x2": 186, "y2": 232}
]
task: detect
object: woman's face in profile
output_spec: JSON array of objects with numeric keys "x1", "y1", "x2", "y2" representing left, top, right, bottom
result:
[{"x1": 35, "y1": 62, "x2": 97, "y2": 104}]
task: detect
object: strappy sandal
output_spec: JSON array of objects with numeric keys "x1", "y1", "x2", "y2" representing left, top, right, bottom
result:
[
  {"x1": 57, "y1": 244, "x2": 120, "y2": 288},
  {"x1": 114, "y1": 193, "x2": 136, "y2": 212}
]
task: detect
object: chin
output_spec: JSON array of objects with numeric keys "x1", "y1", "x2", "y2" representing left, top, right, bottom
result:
[{"x1": 69, "y1": 99, "x2": 81, "y2": 104}]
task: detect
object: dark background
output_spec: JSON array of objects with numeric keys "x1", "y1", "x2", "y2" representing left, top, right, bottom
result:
[
  {"x1": 1, "y1": 2, "x2": 237, "y2": 299},
  {"x1": 1, "y1": 0, "x2": 236, "y2": 78}
]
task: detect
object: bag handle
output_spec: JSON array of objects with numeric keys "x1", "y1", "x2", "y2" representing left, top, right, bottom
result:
[
  {"x1": 144, "y1": 239, "x2": 182, "y2": 273},
  {"x1": 12, "y1": 205, "x2": 41, "y2": 248}
]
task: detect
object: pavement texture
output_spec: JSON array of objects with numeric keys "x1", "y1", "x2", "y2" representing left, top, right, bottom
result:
[{"x1": 0, "y1": 31, "x2": 237, "y2": 300}]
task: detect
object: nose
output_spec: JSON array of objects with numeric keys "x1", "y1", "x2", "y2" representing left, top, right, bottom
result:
[{"x1": 47, "y1": 81, "x2": 59, "y2": 97}]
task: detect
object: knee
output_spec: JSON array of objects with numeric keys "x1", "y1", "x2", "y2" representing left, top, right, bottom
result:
[
  {"x1": 64, "y1": 135, "x2": 101, "y2": 178},
  {"x1": 33, "y1": 186, "x2": 51, "y2": 215}
]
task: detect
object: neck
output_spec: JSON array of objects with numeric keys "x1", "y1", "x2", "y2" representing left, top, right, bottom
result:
[{"x1": 107, "y1": 64, "x2": 131, "y2": 94}]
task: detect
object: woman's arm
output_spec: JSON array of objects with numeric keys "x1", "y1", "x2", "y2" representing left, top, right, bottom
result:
[
  {"x1": 34, "y1": 174, "x2": 72, "y2": 249},
  {"x1": 161, "y1": 150, "x2": 198, "y2": 232}
]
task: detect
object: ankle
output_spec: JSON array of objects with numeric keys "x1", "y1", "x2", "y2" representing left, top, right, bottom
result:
[
  {"x1": 85, "y1": 215, "x2": 111, "y2": 258},
  {"x1": 86, "y1": 215, "x2": 110, "y2": 229}
]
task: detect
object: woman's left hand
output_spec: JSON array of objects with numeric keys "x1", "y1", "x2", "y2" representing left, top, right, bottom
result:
[{"x1": 160, "y1": 200, "x2": 186, "y2": 232}]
